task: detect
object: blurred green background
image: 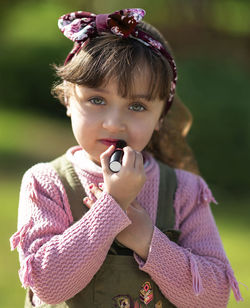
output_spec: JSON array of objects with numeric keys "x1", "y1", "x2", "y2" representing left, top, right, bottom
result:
[{"x1": 0, "y1": 0, "x2": 249, "y2": 307}]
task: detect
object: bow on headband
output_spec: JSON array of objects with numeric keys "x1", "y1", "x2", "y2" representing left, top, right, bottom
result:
[{"x1": 58, "y1": 8, "x2": 177, "y2": 112}]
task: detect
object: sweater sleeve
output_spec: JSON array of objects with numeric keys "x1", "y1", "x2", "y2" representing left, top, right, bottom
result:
[
  {"x1": 134, "y1": 169, "x2": 242, "y2": 308},
  {"x1": 10, "y1": 163, "x2": 131, "y2": 305}
]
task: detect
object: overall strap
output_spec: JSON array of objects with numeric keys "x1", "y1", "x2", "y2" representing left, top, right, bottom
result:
[
  {"x1": 156, "y1": 160, "x2": 181, "y2": 242},
  {"x1": 51, "y1": 154, "x2": 88, "y2": 222}
]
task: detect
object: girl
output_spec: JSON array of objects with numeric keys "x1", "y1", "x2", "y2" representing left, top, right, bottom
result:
[{"x1": 10, "y1": 8, "x2": 242, "y2": 308}]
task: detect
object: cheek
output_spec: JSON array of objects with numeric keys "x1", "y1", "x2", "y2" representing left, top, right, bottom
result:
[
  {"x1": 70, "y1": 109, "x2": 96, "y2": 142},
  {"x1": 71, "y1": 112, "x2": 83, "y2": 136},
  {"x1": 129, "y1": 119, "x2": 157, "y2": 150}
]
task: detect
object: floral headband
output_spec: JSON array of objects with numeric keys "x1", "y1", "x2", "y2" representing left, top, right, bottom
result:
[{"x1": 58, "y1": 8, "x2": 177, "y2": 113}]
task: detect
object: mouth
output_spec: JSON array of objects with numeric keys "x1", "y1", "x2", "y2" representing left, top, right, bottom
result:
[{"x1": 99, "y1": 139, "x2": 121, "y2": 147}]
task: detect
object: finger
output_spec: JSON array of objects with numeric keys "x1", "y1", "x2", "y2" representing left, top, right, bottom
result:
[
  {"x1": 98, "y1": 182, "x2": 104, "y2": 190},
  {"x1": 100, "y1": 145, "x2": 115, "y2": 173},
  {"x1": 134, "y1": 151, "x2": 144, "y2": 170},
  {"x1": 122, "y1": 146, "x2": 136, "y2": 169},
  {"x1": 126, "y1": 202, "x2": 140, "y2": 218},
  {"x1": 125, "y1": 203, "x2": 134, "y2": 216},
  {"x1": 83, "y1": 196, "x2": 95, "y2": 209},
  {"x1": 89, "y1": 183, "x2": 103, "y2": 199},
  {"x1": 131, "y1": 200, "x2": 143, "y2": 210}
]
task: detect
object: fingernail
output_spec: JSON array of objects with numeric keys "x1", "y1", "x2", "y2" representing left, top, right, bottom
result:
[
  {"x1": 83, "y1": 197, "x2": 89, "y2": 203},
  {"x1": 89, "y1": 183, "x2": 94, "y2": 190}
]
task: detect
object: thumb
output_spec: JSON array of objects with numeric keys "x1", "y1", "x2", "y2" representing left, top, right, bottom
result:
[
  {"x1": 100, "y1": 145, "x2": 115, "y2": 173},
  {"x1": 131, "y1": 200, "x2": 142, "y2": 209},
  {"x1": 127, "y1": 200, "x2": 142, "y2": 215}
]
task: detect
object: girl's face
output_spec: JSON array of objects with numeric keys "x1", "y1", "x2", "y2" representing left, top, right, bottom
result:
[{"x1": 66, "y1": 71, "x2": 164, "y2": 165}]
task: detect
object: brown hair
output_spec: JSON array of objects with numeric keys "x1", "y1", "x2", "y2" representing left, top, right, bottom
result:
[{"x1": 52, "y1": 21, "x2": 199, "y2": 174}]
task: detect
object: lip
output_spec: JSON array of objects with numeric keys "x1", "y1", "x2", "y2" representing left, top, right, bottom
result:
[{"x1": 99, "y1": 139, "x2": 120, "y2": 147}]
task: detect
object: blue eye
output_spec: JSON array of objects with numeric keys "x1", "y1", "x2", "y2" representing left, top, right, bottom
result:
[
  {"x1": 129, "y1": 103, "x2": 146, "y2": 112},
  {"x1": 89, "y1": 97, "x2": 105, "y2": 105}
]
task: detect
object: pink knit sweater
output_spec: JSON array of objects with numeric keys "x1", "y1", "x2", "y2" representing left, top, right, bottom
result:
[{"x1": 10, "y1": 146, "x2": 242, "y2": 307}]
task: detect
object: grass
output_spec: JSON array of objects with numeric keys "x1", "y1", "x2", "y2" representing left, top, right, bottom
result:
[
  {"x1": 211, "y1": 198, "x2": 250, "y2": 307},
  {"x1": 0, "y1": 179, "x2": 26, "y2": 308},
  {"x1": 0, "y1": 109, "x2": 249, "y2": 307}
]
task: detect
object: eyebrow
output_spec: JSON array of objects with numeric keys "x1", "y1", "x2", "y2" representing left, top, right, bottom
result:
[
  {"x1": 88, "y1": 88, "x2": 109, "y2": 94},
  {"x1": 129, "y1": 94, "x2": 151, "y2": 101},
  {"x1": 88, "y1": 88, "x2": 151, "y2": 101}
]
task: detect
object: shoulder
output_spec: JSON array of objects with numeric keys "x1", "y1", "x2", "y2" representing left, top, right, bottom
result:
[
  {"x1": 174, "y1": 169, "x2": 216, "y2": 205},
  {"x1": 175, "y1": 169, "x2": 200, "y2": 198},
  {"x1": 173, "y1": 169, "x2": 217, "y2": 227},
  {"x1": 22, "y1": 161, "x2": 61, "y2": 184},
  {"x1": 20, "y1": 160, "x2": 67, "y2": 201},
  {"x1": 17, "y1": 161, "x2": 72, "y2": 229},
  {"x1": 18, "y1": 159, "x2": 74, "y2": 226}
]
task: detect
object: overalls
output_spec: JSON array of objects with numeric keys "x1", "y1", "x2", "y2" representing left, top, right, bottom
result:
[{"x1": 25, "y1": 156, "x2": 181, "y2": 308}]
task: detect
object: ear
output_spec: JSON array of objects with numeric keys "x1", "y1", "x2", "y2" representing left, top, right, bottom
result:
[
  {"x1": 66, "y1": 105, "x2": 71, "y2": 117},
  {"x1": 154, "y1": 118, "x2": 163, "y2": 132},
  {"x1": 64, "y1": 95, "x2": 71, "y2": 117},
  {"x1": 64, "y1": 82, "x2": 71, "y2": 117}
]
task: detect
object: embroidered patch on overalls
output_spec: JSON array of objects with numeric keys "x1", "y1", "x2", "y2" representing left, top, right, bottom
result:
[
  {"x1": 112, "y1": 294, "x2": 133, "y2": 307},
  {"x1": 134, "y1": 301, "x2": 142, "y2": 308},
  {"x1": 139, "y1": 281, "x2": 153, "y2": 304},
  {"x1": 155, "y1": 300, "x2": 163, "y2": 308}
]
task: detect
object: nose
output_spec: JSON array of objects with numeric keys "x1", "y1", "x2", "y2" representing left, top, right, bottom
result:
[{"x1": 102, "y1": 109, "x2": 126, "y2": 133}]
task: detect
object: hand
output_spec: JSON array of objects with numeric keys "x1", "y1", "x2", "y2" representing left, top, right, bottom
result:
[
  {"x1": 84, "y1": 190, "x2": 154, "y2": 260},
  {"x1": 100, "y1": 145, "x2": 146, "y2": 211},
  {"x1": 116, "y1": 200, "x2": 154, "y2": 260}
]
